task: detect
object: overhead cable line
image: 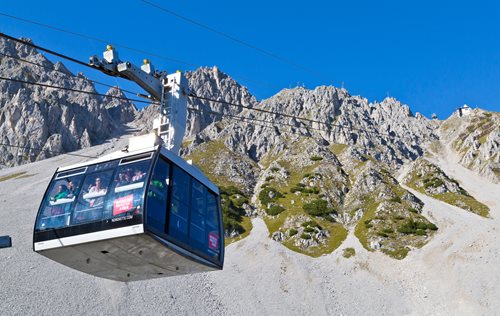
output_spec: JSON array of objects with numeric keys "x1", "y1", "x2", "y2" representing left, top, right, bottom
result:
[
  {"x1": 0, "y1": 143, "x2": 98, "y2": 159},
  {"x1": 140, "y1": 0, "x2": 327, "y2": 78},
  {"x1": 187, "y1": 107, "x2": 316, "y2": 132},
  {"x1": 0, "y1": 13, "x2": 195, "y2": 67},
  {"x1": 0, "y1": 32, "x2": 97, "y2": 70},
  {"x1": 188, "y1": 93, "x2": 405, "y2": 140},
  {"x1": 0, "y1": 51, "x2": 148, "y2": 98},
  {"x1": 0, "y1": 17, "x2": 279, "y2": 91},
  {"x1": 0, "y1": 74, "x2": 406, "y2": 141},
  {"x1": 0, "y1": 34, "x2": 155, "y2": 99},
  {"x1": 0, "y1": 76, "x2": 157, "y2": 105},
  {"x1": 0, "y1": 35, "x2": 407, "y2": 142}
]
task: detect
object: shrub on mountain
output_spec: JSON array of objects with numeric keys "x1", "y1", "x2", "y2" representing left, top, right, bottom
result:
[
  {"x1": 259, "y1": 186, "x2": 283, "y2": 205},
  {"x1": 303, "y1": 199, "x2": 334, "y2": 217},
  {"x1": 221, "y1": 186, "x2": 248, "y2": 235},
  {"x1": 266, "y1": 205, "x2": 285, "y2": 216}
]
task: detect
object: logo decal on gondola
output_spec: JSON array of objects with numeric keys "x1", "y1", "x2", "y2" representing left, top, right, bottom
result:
[
  {"x1": 208, "y1": 232, "x2": 219, "y2": 251},
  {"x1": 113, "y1": 194, "x2": 134, "y2": 216}
]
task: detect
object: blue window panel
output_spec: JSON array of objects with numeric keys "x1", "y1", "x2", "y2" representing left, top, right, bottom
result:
[
  {"x1": 206, "y1": 192, "x2": 221, "y2": 258},
  {"x1": 147, "y1": 158, "x2": 170, "y2": 233},
  {"x1": 35, "y1": 174, "x2": 84, "y2": 231},
  {"x1": 190, "y1": 180, "x2": 207, "y2": 251}
]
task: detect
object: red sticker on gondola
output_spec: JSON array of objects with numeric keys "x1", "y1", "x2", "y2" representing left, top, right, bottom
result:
[
  {"x1": 113, "y1": 194, "x2": 134, "y2": 216},
  {"x1": 208, "y1": 232, "x2": 219, "y2": 250}
]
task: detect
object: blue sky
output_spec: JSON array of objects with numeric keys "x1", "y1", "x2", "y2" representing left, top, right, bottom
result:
[{"x1": 1, "y1": 0, "x2": 499, "y2": 119}]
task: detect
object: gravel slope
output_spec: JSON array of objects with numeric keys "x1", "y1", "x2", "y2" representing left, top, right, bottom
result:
[{"x1": 0, "y1": 137, "x2": 498, "y2": 315}]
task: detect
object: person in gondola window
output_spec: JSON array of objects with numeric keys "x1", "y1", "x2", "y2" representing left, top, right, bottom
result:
[
  {"x1": 50, "y1": 184, "x2": 70, "y2": 202},
  {"x1": 48, "y1": 184, "x2": 71, "y2": 227},
  {"x1": 89, "y1": 178, "x2": 106, "y2": 194},
  {"x1": 116, "y1": 173, "x2": 130, "y2": 187},
  {"x1": 132, "y1": 170, "x2": 145, "y2": 182},
  {"x1": 88, "y1": 178, "x2": 107, "y2": 207},
  {"x1": 65, "y1": 180, "x2": 77, "y2": 198}
]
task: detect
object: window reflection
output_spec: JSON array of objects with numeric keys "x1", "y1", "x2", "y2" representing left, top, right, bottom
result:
[
  {"x1": 169, "y1": 166, "x2": 190, "y2": 243},
  {"x1": 147, "y1": 158, "x2": 169, "y2": 233},
  {"x1": 36, "y1": 175, "x2": 83, "y2": 231},
  {"x1": 190, "y1": 180, "x2": 207, "y2": 250},
  {"x1": 163, "y1": 165, "x2": 221, "y2": 260},
  {"x1": 74, "y1": 170, "x2": 113, "y2": 224},
  {"x1": 108, "y1": 160, "x2": 150, "y2": 220},
  {"x1": 206, "y1": 192, "x2": 220, "y2": 257},
  {"x1": 35, "y1": 157, "x2": 152, "y2": 231}
]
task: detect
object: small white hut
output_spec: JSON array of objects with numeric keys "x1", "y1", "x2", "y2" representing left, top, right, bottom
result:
[{"x1": 457, "y1": 104, "x2": 472, "y2": 117}]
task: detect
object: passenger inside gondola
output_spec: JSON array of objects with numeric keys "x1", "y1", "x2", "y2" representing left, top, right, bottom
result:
[
  {"x1": 89, "y1": 177, "x2": 106, "y2": 194},
  {"x1": 74, "y1": 172, "x2": 113, "y2": 223},
  {"x1": 48, "y1": 185, "x2": 71, "y2": 225},
  {"x1": 116, "y1": 172, "x2": 130, "y2": 187},
  {"x1": 132, "y1": 169, "x2": 145, "y2": 182},
  {"x1": 86, "y1": 177, "x2": 106, "y2": 207},
  {"x1": 37, "y1": 175, "x2": 83, "y2": 230},
  {"x1": 50, "y1": 184, "x2": 70, "y2": 202},
  {"x1": 109, "y1": 161, "x2": 150, "y2": 220}
]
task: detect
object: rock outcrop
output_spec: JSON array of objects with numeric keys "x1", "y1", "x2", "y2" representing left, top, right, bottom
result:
[
  {"x1": 0, "y1": 37, "x2": 120, "y2": 167},
  {"x1": 440, "y1": 109, "x2": 499, "y2": 183},
  {"x1": 403, "y1": 158, "x2": 490, "y2": 217},
  {"x1": 103, "y1": 87, "x2": 137, "y2": 124}
]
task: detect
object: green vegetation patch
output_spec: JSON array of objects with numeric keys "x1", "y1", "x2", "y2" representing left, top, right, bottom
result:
[
  {"x1": 290, "y1": 183, "x2": 320, "y2": 194},
  {"x1": 261, "y1": 157, "x2": 349, "y2": 257},
  {"x1": 15, "y1": 173, "x2": 35, "y2": 179},
  {"x1": 259, "y1": 186, "x2": 284, "y2": 205},
  {"x1": 310, "y1": 155, "x2": 323, "y2": 161},
  {"x1": 281, "y1": 221, "x2": 348, "y2": 258},
  {"x1": 434, "y1": 192, "x2": 489, "y2": 217},
  {"x1": 266, "y1": 205, "x2": 285, "y2": 216},
  {"x1": 329, "y1": 143, "x2": 348, "y2": 156},
  {"x1": 381, "y1": 247, "x2": 409, "y2": 260},
  {"x1": 354, "y1": 198, "x2": 379, "y2": 251},
  {"x1": 342, "y1": 247, "x2": 356, "y2": 258},
  {"x1": 300, "y1": 233, "x2": 312, "y2": 240},
  {"x1": 186, "y1": 140, "x2": 255, "y2": 191},
  {"x1": 0, "y1": 172, "x2": 27, "y2": 182},
  {"x1": 303, "y1": 199, "x2": 335, "y2": 217},
  {"x1": 353, "y1": 168, "x2": 438, "y2": 260},
  {"x1": 225, "y1": 216, "x2": 253, "y2": 245},
  {"x1": 220, "y1": 186, "x2": 252, "y2": 244},
  {"x1": 405, "y1": 159, "x2": 490, "y2": 217},
  {"x1": 355, "y1": 199, "x2": 435, "y2": 259}
]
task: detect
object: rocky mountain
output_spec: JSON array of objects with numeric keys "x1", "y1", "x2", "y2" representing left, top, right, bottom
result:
[
  {"x1": 0, "y1": 37, "x2": 121, "y2": 167},
  {"x1": 1, "y1": 36, "x2": 498, "y2": 261},
  {"x1": 184, "y1": 84, "x2": 444, "y2": 258},
  {"x1": 103, "y1": 87, "x2": 137, "y2": 124},
  {"x1": 403, "y1": 158, "x2": 490, "y2": 217},
  {"x1": 134, "y1": 66, "x2": 257, "y2": 139},
  {"x1": 439, "y1": 109, "x2": 500, "y2": 183}
]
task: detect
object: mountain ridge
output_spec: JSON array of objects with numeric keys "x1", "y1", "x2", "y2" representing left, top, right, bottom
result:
[{"x1": 1, "y1": 36, "x2": 498, "y2": 260}]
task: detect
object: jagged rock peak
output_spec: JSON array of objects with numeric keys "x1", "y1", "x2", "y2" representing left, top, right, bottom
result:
[
  {"x1": 0, "y1": 36, "x2": 117, "y2": 168},
  {"x1": 133, "y1": 66, "x2": 258, "y2": 138},
  {"x1": 440, "y1": 109, "x2": 499, "y2": 183},
  {"x1": 103, "y1": 87, "x2": 138, "y2": 124},
  {"x1": 184, "y1": 66, "x2": 258, "y2": 137},
  {"x1": 193, "y1": 82, "x2": 438, "y2": 167},
  {"x1": 376, "y1": 97, "x2": 414, "y2": 117}
]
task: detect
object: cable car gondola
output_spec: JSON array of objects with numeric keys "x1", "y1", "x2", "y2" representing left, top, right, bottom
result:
[
  {"x1": 33, "y1": 47, "x2": 224, "y2": 281},
  {"x1": 33, "y1": 134, "x2": 224, "y2": 281}
]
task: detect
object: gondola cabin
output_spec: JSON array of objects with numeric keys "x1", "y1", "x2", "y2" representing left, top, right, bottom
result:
[{"x1": 33, "y1": 134, "x2": 224, "y2": 281}]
